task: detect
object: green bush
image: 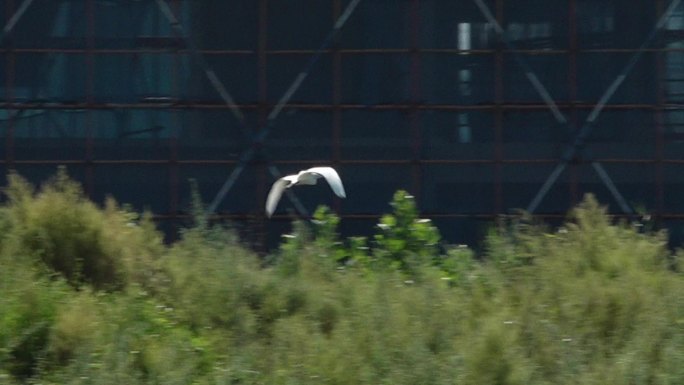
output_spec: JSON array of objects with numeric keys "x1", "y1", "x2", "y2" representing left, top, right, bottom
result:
[
  {"x1": 4, "y1": 169, "x2": 122, "y2": 289},
  {"x1": 2, "y1": 170, "x2": 684, "y2": 385},
  {"x1": 161, "y1": 226, "x2": 265, "y2": 335},
  {"x1": 0, "y1": 257, "x2": 69, "y2": 380},
  {"x1": 373, "y1": 190, "x2": 441, "y2": 277},
  {"x1": 2, "y1": 167, "x2": 164, "y2": 291}
]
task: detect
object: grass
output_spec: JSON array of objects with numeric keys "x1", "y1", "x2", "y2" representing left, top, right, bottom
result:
[{"x1": 0, "y1": 170, "x2": 683, "y2": 384}]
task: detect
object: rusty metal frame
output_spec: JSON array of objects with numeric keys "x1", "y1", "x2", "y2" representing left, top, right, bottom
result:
[
  {"x1": 167, "y1": 0, "x2": 182, "y2": 238},
  {"x1": 154, "y1": 0, "x2": 310, "y2": 218},
  {"x1": 155, "y1": 0, "x2": 246, "y2": 134},
  {"x1": 9, "y1": 47, "x2": 684, "y2": 55},
  {"x1": 84, "y1": 0, "x2": 95, "y2": 197},
  {"x1": 473, "y1": 0, "x2": 567, "y2": 124},
  {"x1": 0, "y1": 0, "x2": 34, "y2": 45},
  {"x1": 3, "y1": 0, "x2": 16, "y2": 168},
  {"x1": 526, "y1": 0, "x2": 682, "y2": 213},
  {"x1": 655, "y1": 0, "x2": 667, "y2": 224},
  {"x1": 474, "y1": 0, "x2": 680, "y2": 215},
  {"x1": 473, "y1": 0, "x2": 629, "y2": 213},
  {"x1": 1, "y1": 0, "x2": 69, "y2": 168},
  {"x1": 5, "y1": 101, "x2": 679, "y2": 111},
  {"x1": 409, "y1": 0, "x2": 422, "y2": 199},
  {"x1": 203, "y1": 0, "x2": 363, "y2": 216},
  {"x1": 0, "y1": 0, "x2": 41, "y2": 168},
  {"x1": 2, "y1": 0, "x2": 682, "y2": 237},
  {"x1": 493, "y1": 0, "x2": 504, "y2": 214}
]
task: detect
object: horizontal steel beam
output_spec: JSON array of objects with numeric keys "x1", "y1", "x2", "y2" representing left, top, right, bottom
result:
[
  {"x1": 205, "y1": 0, "x2": 363, "y2": 215},
  {"x1": 1, "y1": 102, "x2": 682, "y2": 111},
  {"x1": 6, "y1": 47, "x2": 684, "y2": 55},
  {"x1": 141, "y1": 212, "x2": 684, "y2": 221},
  {"x1": 2, "y1": 159, "x2": 682, "y2": 166}
]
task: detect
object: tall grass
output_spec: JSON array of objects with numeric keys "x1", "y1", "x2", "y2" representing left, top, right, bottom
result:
[{"x1": 0, "y1": 171, "x2": 682, "y2": 384}]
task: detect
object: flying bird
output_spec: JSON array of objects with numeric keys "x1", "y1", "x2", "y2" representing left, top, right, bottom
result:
[{"x1": 266, "y1": 166, "x2": 346, "y2": 217}]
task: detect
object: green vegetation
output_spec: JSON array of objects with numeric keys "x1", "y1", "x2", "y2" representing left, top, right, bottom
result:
[{"x1": 1, "y1": 169, "x2": 683, "y2": 384}]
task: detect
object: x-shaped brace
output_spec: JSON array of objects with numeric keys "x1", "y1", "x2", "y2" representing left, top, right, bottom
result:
[
  {"x1": 474, "y1": 0, "x2": 682, "y2": 214},
  {"x1": 1, "y1": 0, "x2": 360, "y2": 219},
  {"x1": 160, "y1": 0, "x2": 364, "y2": 217}
]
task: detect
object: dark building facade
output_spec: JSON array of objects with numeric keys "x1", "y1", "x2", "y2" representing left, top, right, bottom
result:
[{"x1": 1, "y1": 0, "x2": 684, "y2": 248}]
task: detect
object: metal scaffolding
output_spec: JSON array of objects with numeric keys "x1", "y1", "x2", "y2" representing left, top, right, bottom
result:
[{"x1": 1, "y1": 0, "x2": 684, "y2": 246}]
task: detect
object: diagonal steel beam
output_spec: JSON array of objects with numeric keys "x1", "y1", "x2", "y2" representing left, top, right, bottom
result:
[
  {"x1": 526, "y1": 0, "x2": 682, "y2": 213},
  {"x1": 155, "y1": 0, "x2": 316, "y2": 217},
  {"x1": 155, "y1": 0, "x2": 247, "y2": 134},
  {"x1": 473, "y1": 0, "x2": 567, "y2": 125},
  {"x1": 205, "y1": 0, "x2": 363, "y2": 216},
  {"x1": 1, "y1": 0, "x2": 38, "y2": 121},
  {"x1": 591, "y1": 162, "x2": 633, "y2": 214},
  {"x1": 0, "y1": 0, "x2": 35, "y2": 44},
  {"x1": 475, "y1": 0, "x2": 679, "y2": 214},
  {"x1": 473, "y1": 0, "x2": 636, "y2": 214},
  {"x1": 267, "y1": 164, "x2": 309, "y2": 217},
  {"x1": 1, "y1": 0, "x2": 60, "y2": 136}
]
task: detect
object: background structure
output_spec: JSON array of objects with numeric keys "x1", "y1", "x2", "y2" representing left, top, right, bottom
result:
[{"x1": 2, "y1": 0, "x2": 684, "y2": 248}]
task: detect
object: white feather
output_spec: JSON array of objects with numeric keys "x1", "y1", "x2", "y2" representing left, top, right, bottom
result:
[
  {"x1": 265, "y1": 178, "x2": 291, "y2": 218},
  {"x1": 300, "y1": 167, "x2": 346, "y2": 198},
  {"x1": 265, "y1": 166, "x2": 346, "y2": 217}
]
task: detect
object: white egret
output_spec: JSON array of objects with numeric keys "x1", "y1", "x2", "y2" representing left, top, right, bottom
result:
[{"x1": 265, "y1": 166, "x2": 346, "y2": 217}]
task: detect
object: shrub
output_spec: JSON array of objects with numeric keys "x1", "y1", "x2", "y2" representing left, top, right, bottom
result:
[
  {"x1": 479, "y1": 194, "x2": 684, "y2": 385},
  {"x1": 47, "y1": 291, "x2": 102, "y2": 366},
  {"x1": 161, "y1": 226, "x2": 267, "y2": 338},
  {"x1": 0, "y1": 261, "x2": 69, "y2": 380},
  {"x1": 311, "y1": 205, "x2": 347, "y2": 264},
  {"x1": 373, "y1": 190, "x2": 441, "y2": 277},
  {"x1": 2, "y1": 168, "x2": 164, "y2": 291},
  {"x1": 2, "y1": 176, "x2": 684, "y2": 385},
  {"x1": 4, "y1": 169, "x2": 122, "y2": 289}
]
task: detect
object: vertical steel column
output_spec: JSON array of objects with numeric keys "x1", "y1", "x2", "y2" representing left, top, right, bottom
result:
[
  {"x1": 257, "y1": 0, "x2": 268, "y2": 146},
  {"x1": 257, "y1": 0, "x2": 268, "y2": 247},
  {"x1": 528, "y1": 0, "x2": 681, "y2": 214},
  {"x1": 168, "y1": 0, "x2": 181, "y2": 239},
  {"x1": 332, "y1": 0, "x2": 342, "y2": 213},
  {"x1": 85, "y1": 0, "x2": 95, "y2": 197},
  {"x1": 409, "y1": 0, "x2": 422, "y2": 199},
  {"x1": 568, "y1": 0, "x2": 579, "y2": 206},
  {"x1": 155, "y1": 0, "x2": 246, "y2": 135},
  {"x1": 655, "y1": 0, "x2": 666, "y2": 223},
  {"x1": 494, "y1": 0, "x2": 504, "y2": 214},
  {"x1": 0, "y1": 0, "x2": 37, "y2": 167},
  {"x1": 473, "y1": 0, "x2": 567, "y2": 126},
  {"x1": 205, "y1": 0, "x2": 361, "y2": 216},
  {"x1": 4, "y1": 0, "x2": 15, "y2": 170}
]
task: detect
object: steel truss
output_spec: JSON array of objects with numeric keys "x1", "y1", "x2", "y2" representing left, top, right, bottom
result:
[
  {"x1": 2, "y1": 0, "x2": 363, "y2": 221},
  {"x1": 2, "y1": 0, "x2": 683, "y2": 244},
  {"x1": 474, "y1": 0, "x2": 682, "y2": 215},
  {"x1": 201, "y1": 0, "x2": 363, "y2": 218}
]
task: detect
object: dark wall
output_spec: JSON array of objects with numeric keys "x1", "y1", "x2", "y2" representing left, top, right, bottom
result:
[{"x1": 1, "y1": 0, "x2": 683, "y2": 248}]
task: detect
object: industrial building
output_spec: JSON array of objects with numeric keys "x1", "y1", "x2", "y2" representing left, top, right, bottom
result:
[{"x1": 2, "y1": 0, "x2": 683, "y2": 248}]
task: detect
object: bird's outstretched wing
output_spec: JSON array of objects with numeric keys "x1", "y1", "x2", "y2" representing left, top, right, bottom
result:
[
  {"x1": 266, "y1": 178, "x2": 290, "y2": 217},
  {"x1": 306, "y1": 167, "x2": 346, "y2": 198}
]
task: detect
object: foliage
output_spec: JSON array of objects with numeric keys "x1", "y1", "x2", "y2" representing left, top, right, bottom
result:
[
  {"x1": 311, "y1": 205, "x2": 347, "y2": 264},
  {"x1": 1, "y1": 167, "x2": 164, "y2": 291},
  {"x1": 373, "y1": 190, "x2": 441, "y2": 277},
  {"x1": 0, "y1": 262, "x2": 68, "y2": 380},
  {"x1": 1, "y1": 172, "x2": 684, "y2": 385}
]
